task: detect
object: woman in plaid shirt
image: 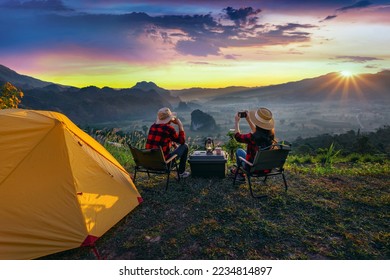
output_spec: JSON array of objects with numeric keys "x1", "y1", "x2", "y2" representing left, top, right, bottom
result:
[
  {"x1": 234, "y1": 108, "x2": 276, "y2": 174},
  {"x1": 146, "y1": 107, "x2": 190, "y2": 178}
]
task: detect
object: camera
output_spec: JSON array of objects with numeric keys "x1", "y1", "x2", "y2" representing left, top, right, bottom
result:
[{"x1": 238, "y1": 111, "x2": 247, "y2": 118}]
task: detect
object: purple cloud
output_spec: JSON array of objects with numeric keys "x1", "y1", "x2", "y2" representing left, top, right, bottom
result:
[
  {"x1": 1, "y1": 0, "x2": 73, "y2": 11},
  {"x1": 336, "y1": 0, "x2": 373, "y2": 12},
  {"x1": 188, "y1": 61, "x2": 212, "y2": 65},
  {"x1": 364, "y1": 64, "x2": 380, "y2": 69},
  {"x1": 333, "y1": 55, "x2": 382, "y2": 63},
  {"x1": 176, "y1": 39, "x2": 221, "y2": 56},
  {"x1": 224, "y1": 54, "x2": 241, "y2": 60},
  {"x1": 170, "y1": 11, "x2": 315, "y2": 56},
  {"x1": 223, "y1": 6, "x2": 262, "y2": 26},
  {"x1": 321, "y1": 14, "x2": 338, "y2": 21},
  {"x1": 264, "y1": 23, "x2": 315, "y2": 40},
  {"x1": 321, "y1": 1, "x2": 374, "y2": 24}
]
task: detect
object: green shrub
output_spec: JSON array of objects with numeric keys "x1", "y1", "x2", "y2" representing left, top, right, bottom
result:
[
  {"x1": 0, "y1": 82, "x2": 24, "y2": 109},
  {"x1": 222, "y1": 130, "x2": 245, "y2": 163},
  {"x1": 346, "y1": 153, "x2": 362, "y2": 163},
  {"x1": 318, "y1": 142, "x2": 341, "y2": 169},
  {"x1": 288, "y1": 155, "x2": 314, "y2": 164}
]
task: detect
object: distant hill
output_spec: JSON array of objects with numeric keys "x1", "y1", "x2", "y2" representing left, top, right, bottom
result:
[
  {"x1": 208, "y1": 71, "x2": 390, "y2": 104},
  {"x1": 0, "y1": 64, "x2": 54, "y2": 89},
  {"x1": 21, "y1": 86, "x2": 171, "y2": 124},
  {"x1": 168, "y1": 71, "x2": 390, "y2": 104},
  {"x1": 132, "y1": 81, "x2": 166, "y2": 93},
  {"x1": 0, "y1": 64, "x2": 174, "y2": 124},
  {"x1": 190, "y1": 109, "x2": 218, "y2": 132},
  {"x1": 132, "y1": 81, "x2": 180, "y2": 105},
  {"x1": 171, "y1": 86, "x2": 249, "y2": 102}
]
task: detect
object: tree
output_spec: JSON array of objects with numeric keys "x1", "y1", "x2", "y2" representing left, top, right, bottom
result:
[
  {"x1": 0, "y1": 82, "x2": 24, "y2": 109},
  {"x1": 354, "y1": 135, "x2": 375, "y2": 154}
]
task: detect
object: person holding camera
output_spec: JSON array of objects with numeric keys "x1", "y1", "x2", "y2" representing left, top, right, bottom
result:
[
  {"x1": 146, "y1": 107, "x2": 190, "y2": 178},
  {"x1": 233, "y1": 107, "x2": 276, "y2": 180}
]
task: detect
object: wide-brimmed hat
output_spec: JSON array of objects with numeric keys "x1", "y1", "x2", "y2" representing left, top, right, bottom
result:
[
  {"x1": 156, "y1": 107, "x2": 177, "y2": 124},
  {"x1": 248, "y1": 107, "x2": 274, "y2": 130}
]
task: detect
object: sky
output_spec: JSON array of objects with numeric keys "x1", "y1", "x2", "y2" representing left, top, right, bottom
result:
[{"x1": 0, "y1": 0, "x2": 389, "y2": 89}]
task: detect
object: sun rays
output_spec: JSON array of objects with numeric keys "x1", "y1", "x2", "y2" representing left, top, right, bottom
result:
[{"x1": 313, "y1": 71, "x2": 374, "y2": 105}]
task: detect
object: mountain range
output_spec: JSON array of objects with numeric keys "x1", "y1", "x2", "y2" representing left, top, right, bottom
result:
[
  {"x1": 0, "y1": 65, "x2": 180, "y2": 124},
  {"x1": 172, "y1": 71, "x2": 390, "y2": 104},
  {"x1": 1, "y1": 64, "x2": 389, "y2": 125}
]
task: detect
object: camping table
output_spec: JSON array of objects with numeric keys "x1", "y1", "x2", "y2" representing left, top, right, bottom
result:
[{"x1": 188, "y1": 150, "x2": 227, "y2": 178}]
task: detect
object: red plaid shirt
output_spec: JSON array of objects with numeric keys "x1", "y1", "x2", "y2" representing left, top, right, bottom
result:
[
  {"x1": 234, "y1": 132, "x2": 259, "y2": 163},
  {"x1": 145, "y1": 123, "x2": 185, "y2": 159}
]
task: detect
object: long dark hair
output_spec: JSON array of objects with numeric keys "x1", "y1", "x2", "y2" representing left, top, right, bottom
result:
[{"x1": 252, "y1": 126, "x2": 275, "y2": 148}]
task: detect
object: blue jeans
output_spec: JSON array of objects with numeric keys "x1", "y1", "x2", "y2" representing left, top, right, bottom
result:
[
  {"x1": 169, "y1": 143, "x2": 189, "y2": 174},
  {"x1": 236, "y1": 148, "x2": 247, "y2": 169}
]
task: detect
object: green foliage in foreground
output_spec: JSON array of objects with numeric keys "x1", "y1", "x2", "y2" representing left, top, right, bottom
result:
[{"x1": 287, "y1": 152, "x2": 389, "y2": 176}]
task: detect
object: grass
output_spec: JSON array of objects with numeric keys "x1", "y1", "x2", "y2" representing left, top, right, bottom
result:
[{"x1": 42, "y1": 145, "x2": 390, "y2": 260}]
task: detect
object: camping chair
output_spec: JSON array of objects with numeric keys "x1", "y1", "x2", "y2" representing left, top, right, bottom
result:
[
  {"x1": 130, "y1": 146, "x2": 180, "y2": 191},
  {"x1": 232, "y1": 144, "x2": 291, "y2": 198}
]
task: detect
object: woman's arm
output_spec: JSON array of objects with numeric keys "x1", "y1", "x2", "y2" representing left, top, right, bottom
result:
[
  {"x1": 245, "y1": 111, "x2": 256, "y2": 133},
  {"x1": 170, "y1": 118, "x2": 185, "y2": 144},
  {"x1": 234, "y1": 113, "x2": 241, "y2": 134}
]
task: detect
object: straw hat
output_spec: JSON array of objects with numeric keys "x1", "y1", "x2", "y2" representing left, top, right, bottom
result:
[
  {"x1": 156, "y1": 107, "x2": 177, "y2": 124},
  {"x1": 248, "y1": 107, "x2": 274, "y2": 130}
]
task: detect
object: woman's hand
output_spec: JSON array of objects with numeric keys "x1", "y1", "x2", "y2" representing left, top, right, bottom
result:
[
  {"x1": 244, "y1": 110, "x2": 250, "y2": 122},
  {"x1": 235, "y1": 113, "x2": 240, "y2": 123},
  {"x1": 235, "y1": 113, "x2": 241, "y2": 134},
  {"x1": 171, "y1": 117, "x2": 179, "y2": 125},
  {"x1": 171, "y1": 118, "x2": 184, "y2": 131}
]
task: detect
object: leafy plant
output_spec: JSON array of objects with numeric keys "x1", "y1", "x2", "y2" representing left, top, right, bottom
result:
[
  {"x1": 318, "y1": 142, "x2": 341, "y2": 169},
  {"x1": 125, "y1": 130, "x2": 147, "y2": 149},
  {"x1": 222, "y1": 130, "x2": 245, "y2": 163},
  {"x1": 0, "y1": 82, "x2": 24, "y2": 109}
]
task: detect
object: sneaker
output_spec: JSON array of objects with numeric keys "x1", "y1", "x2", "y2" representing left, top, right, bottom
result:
[
  {"x1": 230, "y1": 167, "x2": 237, "y2": 175},
  {"x1": 236, "y1": 173, "x2": 246, "y2": 182},
  {"x1": 179, "y1": 171, "x2": 190, "y2": 178}
]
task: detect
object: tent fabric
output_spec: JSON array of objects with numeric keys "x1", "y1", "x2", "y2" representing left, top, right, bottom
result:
[{"x1": 0, "y1": 109, "x2": 142, "y2": 260}]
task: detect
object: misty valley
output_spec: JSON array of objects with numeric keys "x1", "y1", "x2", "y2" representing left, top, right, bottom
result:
[{"x1": 87, "y1": 99, "x2": 389, "y2": 146}]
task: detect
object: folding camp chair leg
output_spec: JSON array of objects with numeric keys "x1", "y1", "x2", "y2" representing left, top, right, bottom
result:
[
  {"x1": 133, "y1": 169, "x2": 137, "y2": 183},
  {"x1": 146, "y1": 170, "x2": 150, "y2": 178},
  {"x1": 232, "y1": 168, "x2": 239, "y2": 186},
  {"x1": 165, "y1": 171, "x2": 170, "y2": 191},
  {"x1": 175, "y1": 162, "x2": 180, "y2": 182},
  {"x1": 282, "y1": 172, "x2": 288, "y2": 192},
  {"x1": 263, "y1": 175, "x2": 268, "y2": 183},
  {"x1": 248, "y1": 175, "x2": 267, "y2": 199},
  {"x1": 248, "y1": 175, "x2": 255, "y2": 197}
]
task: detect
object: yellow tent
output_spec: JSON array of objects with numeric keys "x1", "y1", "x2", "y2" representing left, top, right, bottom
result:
[{"x1": 0, "y1": 109, "x2": 142, "y2": 259}]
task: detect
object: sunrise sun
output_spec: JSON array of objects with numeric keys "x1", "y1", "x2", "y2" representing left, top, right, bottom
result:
[{"x1": 340, "y1": 70, "x2": 353, "y2": 77}]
